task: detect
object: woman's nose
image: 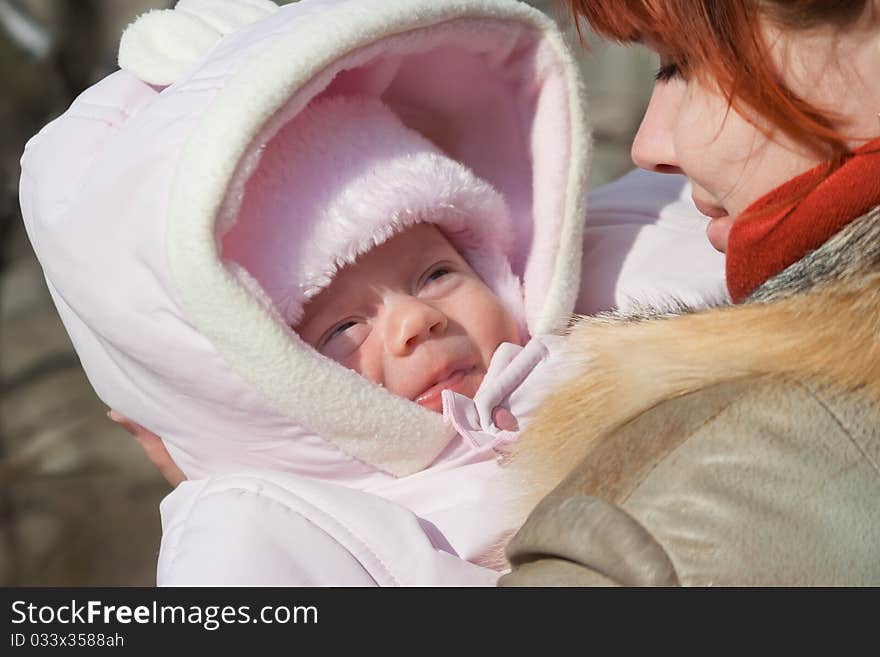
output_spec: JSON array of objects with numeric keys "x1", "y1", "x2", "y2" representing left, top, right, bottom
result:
[
  {"x1": 386, "y1": 297, "x2": 448, "y2": 356},
  {"x1": 631, "y1": 84, "x2": 683, "y2": 175}
]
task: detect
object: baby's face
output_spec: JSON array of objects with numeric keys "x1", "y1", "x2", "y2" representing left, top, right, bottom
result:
[{"x1": 296, "y1": 223, "x2": 521, "y2": 412}]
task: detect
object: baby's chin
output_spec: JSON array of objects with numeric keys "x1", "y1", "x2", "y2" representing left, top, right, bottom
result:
[{"x1": 411, "y1": 367, "x2": 484, "y2": 414}]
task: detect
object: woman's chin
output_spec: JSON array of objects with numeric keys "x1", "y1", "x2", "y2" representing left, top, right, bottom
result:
[{"x1": 706, "y1": 215, "x2": 734, "y2": 252}]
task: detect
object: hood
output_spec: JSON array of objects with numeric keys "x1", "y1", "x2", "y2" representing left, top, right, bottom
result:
[{"x1": 19, "y1": 0, "x2": 590, "y2": 481}]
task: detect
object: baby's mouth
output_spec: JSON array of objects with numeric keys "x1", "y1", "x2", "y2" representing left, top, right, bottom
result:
[{"x1": 414, "y1": 366, "x2": 478, "y2": 413}]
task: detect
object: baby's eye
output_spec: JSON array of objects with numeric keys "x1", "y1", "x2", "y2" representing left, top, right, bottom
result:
[
  {"x1": 418, "y1": 263, "x2": 460, "y2": 298},
  {"x1": 319, "y1": 319, "x2": 370, "y2": 361},
  {"x1": 326, "y1": 320, "x2": 357, "y2": 341},
  {"x1": 425, "y1": 267, "x2": 451, "y2": 282}
]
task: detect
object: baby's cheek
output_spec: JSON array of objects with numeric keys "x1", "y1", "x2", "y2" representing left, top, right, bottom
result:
[
  {"x1": 491, "y1": 299, "x2": 523, "y2": 348},
  {"x1": 343, "y1": 342, "x2": 385, "y2": 388},
  {"x1": 466, "y1": 289, "x2": 521, "y2": 355}
]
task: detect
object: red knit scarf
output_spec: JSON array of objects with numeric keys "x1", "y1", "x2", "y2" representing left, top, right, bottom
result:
[{"x1": 726, "y1": 136, "x2": 880, "y2": 303}]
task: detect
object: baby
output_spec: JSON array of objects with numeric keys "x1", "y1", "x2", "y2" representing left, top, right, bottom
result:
[
  {"x1": 91, "y1": 90, "x2": 574, "y2": 585},
  {"x1": 114, "y1": 94, "x2": 578, "y2": 584}
]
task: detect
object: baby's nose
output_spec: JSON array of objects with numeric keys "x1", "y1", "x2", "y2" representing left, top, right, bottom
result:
[{"x1": 387, "y1": 298, "x2": 447, "y2": 356}]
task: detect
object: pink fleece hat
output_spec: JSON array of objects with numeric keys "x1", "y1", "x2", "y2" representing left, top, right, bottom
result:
[{"x1": 221, "y1": 94, "x2": 525, "y2": 332}]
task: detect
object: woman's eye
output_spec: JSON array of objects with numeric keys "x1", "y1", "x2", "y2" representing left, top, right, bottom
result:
[{"x1": 654, "y1": 60, "x2": 685, "y2": 83}]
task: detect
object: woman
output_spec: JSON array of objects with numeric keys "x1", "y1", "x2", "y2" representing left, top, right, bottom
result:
[{"x1": 501, "y1": 0, "x2": 880, "y2": 585}]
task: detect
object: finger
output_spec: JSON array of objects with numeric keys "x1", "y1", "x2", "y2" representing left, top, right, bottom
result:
[
  {"x1": 107, "y1": 410, "x2": 151, "y2": 439},
  {"x1": 139, "y1": 433, "x2": 187, "y2": 487},
  {"x1": 107, "y1": 409, "x2": 186, "y2": 487}
]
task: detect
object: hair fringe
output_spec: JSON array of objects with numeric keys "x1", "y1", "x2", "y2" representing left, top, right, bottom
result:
[{"x1": 566, "y1": 0, "x2": 868, "y2": 221}]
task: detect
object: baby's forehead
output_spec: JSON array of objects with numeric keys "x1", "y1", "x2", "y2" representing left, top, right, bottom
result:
[
  {"x1": 339, "y1": 223, "x2": 462, "y2": 279},
  {"x1": 390, "y1": 222, "x2": 459, "y2": 252},
  {"x1": 296, "y1": 222, "x2": 464, "y2": 321}
]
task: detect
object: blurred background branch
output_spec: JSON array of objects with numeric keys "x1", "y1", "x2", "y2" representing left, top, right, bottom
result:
[
  {"x1": 1, "y1": 0, "x2": 174, "y2": 586},
  {"x1": 0, "y1": 0, "x2": 53, "y2": 60}
]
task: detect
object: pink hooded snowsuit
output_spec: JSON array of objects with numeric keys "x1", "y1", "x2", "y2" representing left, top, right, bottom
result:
[{"x1": 19, "y1": 0, "x2": 724, "y2": 586}]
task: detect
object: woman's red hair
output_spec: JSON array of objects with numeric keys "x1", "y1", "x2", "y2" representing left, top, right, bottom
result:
[{"x1": 567, "y1": 0, "x2": 867, "y2": 165}]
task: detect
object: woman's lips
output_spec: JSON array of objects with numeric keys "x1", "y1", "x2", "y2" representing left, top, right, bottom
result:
[
  {"x1": 693, "y1": 196, "x2": 732, "y2": 253},
  {"x1": 415, "y1": 367, "x2": 476, "y2": 413}
]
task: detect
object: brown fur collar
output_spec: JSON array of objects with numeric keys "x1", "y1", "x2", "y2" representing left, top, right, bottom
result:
[{"x1": 504, "y1": 206, "x2": 880, "y2": 521}]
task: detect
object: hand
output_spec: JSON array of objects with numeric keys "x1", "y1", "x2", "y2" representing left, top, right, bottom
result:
[{"x1": 108, "y1": 410, "x2": 187, "y2": 487}]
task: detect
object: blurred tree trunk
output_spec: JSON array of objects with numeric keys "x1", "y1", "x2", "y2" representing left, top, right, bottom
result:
[{"x1": 0, "y1": 0, "x2": 172, "y2": 587}]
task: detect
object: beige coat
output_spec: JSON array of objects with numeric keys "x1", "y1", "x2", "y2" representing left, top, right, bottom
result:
[{"x1": 500, "y1": 206, "x2": 880, "y2": 586}]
